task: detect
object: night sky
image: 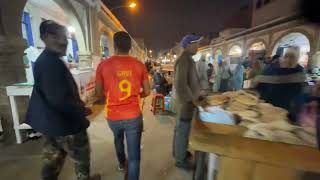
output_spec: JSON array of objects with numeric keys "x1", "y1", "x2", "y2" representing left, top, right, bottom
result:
[{"x1": 103, "y1": 0, "x2": 251, "y2": 51}]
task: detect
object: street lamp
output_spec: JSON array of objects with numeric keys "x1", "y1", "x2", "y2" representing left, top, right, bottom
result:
[
  {"x1": 111, "y1": 2, "x2": 137, "y2": 11},
  {"x1": 129, "y1": 2, "x2": 137, "y2": 8}
]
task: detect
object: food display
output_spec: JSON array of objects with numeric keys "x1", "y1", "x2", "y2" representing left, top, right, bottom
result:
[
  {"x1": 202, "y1": 91, "x2": 317, "y2": 148},
  {"x1": 206, "y1": 95, "x2": 230, "y2": 106}
]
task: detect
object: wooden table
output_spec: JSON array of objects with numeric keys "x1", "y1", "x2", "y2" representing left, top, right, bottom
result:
[{"x1": 190, "y1": 120, "x2": 320, "y2": 180}]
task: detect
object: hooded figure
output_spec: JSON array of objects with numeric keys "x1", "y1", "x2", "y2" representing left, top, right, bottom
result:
[
  {"x1": 232, "y1": 59, "x2": 245, "y2": 91},
  {"x1": 197, "y1": 56, "x2": 209, "y2": 90}
]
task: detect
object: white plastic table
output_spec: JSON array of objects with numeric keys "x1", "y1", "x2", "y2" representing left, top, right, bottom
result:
[{"x1": 6, "y1": 85, "x2": 33, "y2": 144}]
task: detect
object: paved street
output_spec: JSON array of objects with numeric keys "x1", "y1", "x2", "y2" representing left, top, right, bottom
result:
[{"x1": 0, "y1": 97, "x2": 192, "y2": 180}]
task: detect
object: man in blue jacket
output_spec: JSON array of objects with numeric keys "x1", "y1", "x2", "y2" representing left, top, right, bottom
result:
[{"x1": 26, "y1": 20, "x2": 99, "y2": 180}]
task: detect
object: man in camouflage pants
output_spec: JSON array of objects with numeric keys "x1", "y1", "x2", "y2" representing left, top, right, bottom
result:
[
  {"x1": 26, "y1": 20, "x2": 99, "y2": 180},
  {"x1": 42, "y1": 131, "x2": 90, "y2": 179}
]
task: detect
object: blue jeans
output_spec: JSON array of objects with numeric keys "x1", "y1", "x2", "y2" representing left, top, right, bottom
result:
[
  {"x1": 173, "y1": 118, "x2": 192, "y2": 163},
  {"x1": 108, "y1": 116, "x2": 143, "y2": 180}
]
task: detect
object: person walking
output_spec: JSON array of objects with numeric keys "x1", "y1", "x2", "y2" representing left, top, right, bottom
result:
[
  {"x1": 232, "y1": 59, "x2": 245, "y2": 91},
  {"x1": 95, "y1": 31, "x2": 151, "y2": 180},
  {"x1": 26, "y1": 20, "x2": 100, "y2": 180},
  {"x1": 153, "y1": 67, "x2": 167, "y2": 95},
  {"x1": 255, "y1": 48, "x2": 307, "y2": 122},
  {"x1": 173, "y1": 34, "x2": 202, "y2": 170},
  {"x1": 220, "y1": 61, "x2": 232, "y2": 92},
  {"x1": 213, "y1": 59, "x2": 223, "y2": 92},
  {"x1": 207, "y1": 63, "x2": 215, "y2": 88},
  {"x1": 197, "y1": 56, "x2": 209, "y2": 90}
]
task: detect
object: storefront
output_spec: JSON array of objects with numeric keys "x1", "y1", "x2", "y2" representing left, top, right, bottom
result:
[
  {"x1": 22, "y1": 0, "x2": 94, "y2": 103},
  {"x1": 228, "y1": 45, "x2": 243, "y2": 65},
  {"x1": 100, "y1": 33, "x2": 110, "y2": 58},
  {"x1": 272, "y1": 32, "x2": 311, "y2": 68},
  {"x1": 248, "y1": 41, "x2": 266, "y2": 60},
  {"x1": 198, "y1": 47, "x2": 214, "y2": 64}
]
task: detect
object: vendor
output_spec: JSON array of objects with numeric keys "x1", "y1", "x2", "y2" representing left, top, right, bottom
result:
[
  {"x1": 173, "y1": 34, "x2": 202, "y2": 170},
  {"x1": 254, "y1": 48, "x2": 307, "y2": 122},
  {"x1": 153, "y1": 67, "x2": 168, "y2": 95}
]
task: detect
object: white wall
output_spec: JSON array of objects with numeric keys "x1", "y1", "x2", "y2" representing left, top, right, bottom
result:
[{"x1": 24, "y1": 0, "x2": 68, "y2": 50}]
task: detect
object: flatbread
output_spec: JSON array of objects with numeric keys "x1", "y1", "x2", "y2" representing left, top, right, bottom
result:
[
  {"x1": 235, "y1": 94, "x2": 259, "y2": 106},
  {"x1": 222, "y1": 91, "x2": 240, "y2": 98},
  {"x1": 239, "y1": 121, "x2": 254, "y2": 128},
  {"x1": 206, "y1": 95, "x2": 229, "y2": 106},
  {"x1": 295, "y1": 130, "x2": 317, "y2": 147},
  {"x1": 238, "y1": 110, "x2": 260, "y2": 118},
  {"x1": 301, "y1": 127, "x2": 317, "y2": 136},
  {"x1": 248, "y1": 121, "x2": 298, "y2": 132},
  {"x1": 273, "y1": 130, "x2": 305, "y2": 145},
  {"x1": 257, "y1": 103, "x2": 274, "y2": 109},
  {"x1": 260, "y1": 106, "x2": 288, "y2": 116},
  {"x1": 227, "y1": 101, "x2": 250, "y2": 110}
]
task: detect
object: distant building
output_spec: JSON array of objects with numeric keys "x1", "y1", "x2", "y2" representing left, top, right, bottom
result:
[{"x1": 198, "y1": 0, "x2": 320, "y2": 69}]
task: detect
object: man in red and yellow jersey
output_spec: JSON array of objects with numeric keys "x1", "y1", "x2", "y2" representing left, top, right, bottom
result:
[{"x1": 95, "y1": 31, "x2": 150, "y2": 180}]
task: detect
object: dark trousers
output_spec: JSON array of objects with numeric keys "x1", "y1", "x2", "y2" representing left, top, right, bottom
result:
[
  {"x1": 41, "y1": 130, "x2": 90, "y2": 180},
  {"x1": 173, "y1": 118, "x2": 192, "y2": 163},
  {"x1": 219, "y1": 79, "x2": 229, "y2": 92},
  {"x1": 108, "y1": 116, "x2": 143, "y2": 180}
]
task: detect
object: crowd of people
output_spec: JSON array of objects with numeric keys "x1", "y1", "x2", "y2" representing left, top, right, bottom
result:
[
  {"x1": 23, "y1": 18, "x2": 319, "y2": 180},
  {"x1": 25, "y1": 20, "x2": 204, "y2": 180},
  {"x1": 196, "y1": 47, "x2": 320, "y2": 127}
]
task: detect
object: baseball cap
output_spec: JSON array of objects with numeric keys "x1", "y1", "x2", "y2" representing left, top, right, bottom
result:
[
  {"x1": 40, "y1": 20, "x2": 66, "y2": 37},
  {"x1": 180, "y1": 34, "x2": 203, "y2": 48}
]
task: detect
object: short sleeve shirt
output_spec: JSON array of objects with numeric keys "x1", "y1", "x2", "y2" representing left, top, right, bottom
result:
[{"x1": 96, "y1": 56, "x2": 149, "y2": 120}]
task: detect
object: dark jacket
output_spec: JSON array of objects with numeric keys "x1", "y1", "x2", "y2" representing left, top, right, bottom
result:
[
  {"x1": 173, "y1": 51, "x2": 200, "y2": 119},
  {"x1": 256, "y1": 63, "x2": 307, "y2": 122},
  {"x1": 26, "y1": 49, "x2": 89, "y2": 137},
  {"x1": 153, "y1": 72, "x2": 165, "y2": 86}
]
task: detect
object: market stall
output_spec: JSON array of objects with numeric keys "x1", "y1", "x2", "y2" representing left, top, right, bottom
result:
[
  {"x1": 192, "y1": 91, "x2": 320, "y2": 180},
  {"x1": 161, "y1": 64, "x2": 174, "y2": 85}
]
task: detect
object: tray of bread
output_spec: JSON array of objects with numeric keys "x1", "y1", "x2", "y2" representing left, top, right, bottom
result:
[{"x1": 202, "y1": 90, "x2": 317, "y2": 148}]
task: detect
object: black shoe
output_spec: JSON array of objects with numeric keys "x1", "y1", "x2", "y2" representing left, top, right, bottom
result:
[
  {"x1": 186, "y1": 151, "x2": 193, "y2": 159},
  {"x1": 175, "y1": 161, "x2": 194, "y2": 171},
  {"x1": 90, "y1": 174, "x2": 101, "y2": 180},
  {"x1": 118, "y1": 161, "x2": 126, "y2": 171}
]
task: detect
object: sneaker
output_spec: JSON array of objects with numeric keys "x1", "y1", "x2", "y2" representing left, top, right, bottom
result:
[
  {"x1": 118, "y1": 162, "x2": 126, "y2": 171},
  {"x1": 175, "y1": 161, "x2": 194, "y2": 171}
]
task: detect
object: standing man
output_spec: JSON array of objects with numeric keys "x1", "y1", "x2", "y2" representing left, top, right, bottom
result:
[
  {"x1": 26, "y1": 20, "x2": 99, "y2": 180},
  {"x1": 173, "y1": 34, "x2": 202, "y2": 170},
  {"x1": 197, "y1": 56, "x2": 209, "y2": 90},
  {"x1": 153, "y1": 67, "x2": 167, "y2": 95},
  {"x1": 95, "y1": 31, "x2": 151, "y2": 180}
]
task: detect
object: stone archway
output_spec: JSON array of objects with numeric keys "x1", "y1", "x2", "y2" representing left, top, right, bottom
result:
[
  {"x1": 247, "y1": 39, "x2": 268, "y2": 53},
  {"x1": 228, "y1": 44, "x2": 243, "y2": 57},
  {"x1": 270, "y1": 29, "x2": 315, "y2": 56},
  {"x1": 99, "y1": 25, "x2": 114, "y2": 57},
  {"x1": 0, "y1": 0, "x2": 89, "y2": 142},
  {"x1": 23, "y1": 0, "x2": 87, "y2": 53},
  {"x1": 271, "y1": 31, "x2": 312, "y2": 67}
]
